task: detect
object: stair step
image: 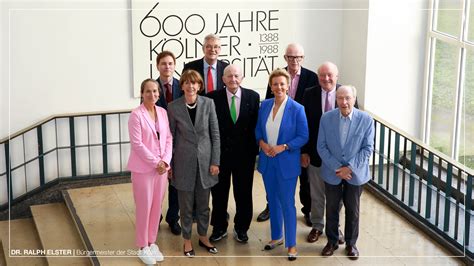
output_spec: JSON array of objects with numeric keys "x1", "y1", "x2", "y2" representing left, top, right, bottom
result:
[
  {"x1": 31, "y1": 203, "x2": 91, "y2": 265},
  {"x1": 65, "y1": 184, "x2": 143, "y2": 265},
  {"x1": 0, "y1": 218, "x2": 47, "y2": 265},
  {"x1": 0, "y1": 239, "x2": 7, "y2": 266}
]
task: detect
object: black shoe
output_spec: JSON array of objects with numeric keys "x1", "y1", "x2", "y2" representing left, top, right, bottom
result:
[
  {"x1": 233, "y1": 229, "x2": 248, "y2": 243},
  {"x1": 183, "y1": 245, "x2": 195, "y2": 258},
  {"x1": 303, "y1": 213, "x2": 312, "y2": 227},
  {"x1": 169, "y1": 221, "x2": 181, "y2": 235},
  {"x1": 209, "y1": 229, "x2": 228, "y2": 242},
  {"x1": 257, "y1": 205, "x2": 270, "y2": 222},
  {"x1": 199, "y1": 240, "x2": 218, "y2": 254}
]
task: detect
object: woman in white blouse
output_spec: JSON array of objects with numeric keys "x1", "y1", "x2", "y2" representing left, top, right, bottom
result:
[{"x1": 255, "y1": 68, "x2": 309, "y2": 261}]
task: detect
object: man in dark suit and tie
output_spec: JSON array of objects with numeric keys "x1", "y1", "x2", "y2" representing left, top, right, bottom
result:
[
  {"x1": 318, "y1": 85, "x2": 374, "y2": 260},
  {"x1": 182, "y1": 33, "x2": 229, "y2": 94},
  {"x1": 302, "y1": 62, "x2": 359, "y2": 244},
  {"x1": 206, "y1": 64, "x2": 260, "y2": 243},
  {"x1": 258, "y1": 43, "x2": 318, "y2": 226},
  {"x1": 154, "y1": 51, "x2": 183, "y2": 235}
]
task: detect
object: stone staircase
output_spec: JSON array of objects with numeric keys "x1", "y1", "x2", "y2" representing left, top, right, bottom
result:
[{"x1": 0, "y1": 183, "x2": 144, "y2": 266}]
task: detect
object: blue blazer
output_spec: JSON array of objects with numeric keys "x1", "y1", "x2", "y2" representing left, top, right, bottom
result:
[
  {"x1": 155, "y1": 77, "x2": 183, "y2": 110},
  {"x1": 255, "y1": 97, "x2": 309, "y2": 179},
  {"x1": 317, "y1": 108, "x2": 374, "y2": 186}
]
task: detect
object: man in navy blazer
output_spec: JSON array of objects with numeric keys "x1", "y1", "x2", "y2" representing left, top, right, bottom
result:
[
  {"x1": 317, "y1": 85, "x2": 374, "y2": 260},
  {"x1": 258, "y1": 43, "x2": 318, "y2": 225},
  {"x1": 182, "y1": 33, "x2": 229, "y2": 95},
  {"x1": 206, "y1": 64, "x2": 260, "y2": 243},
  {"x1": 302, "y1": 62, "x2": 358, "y2": 244},
  {"x1": 154, "y1": 51, "x2": 183, "y2": 235}
]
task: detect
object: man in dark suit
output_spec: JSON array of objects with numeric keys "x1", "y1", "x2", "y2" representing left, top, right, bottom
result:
[
  {"x1": 302, "y1": 62, "x2": 357, "y2": 244},
  {"x1": 206, "y1": 64, "x2": 260, "y2": 243},
  {"x1": 182, "y1": 33, "x2": 229, "y2": 94},
  {"x1": 258, "y1": 43, "x2": 318, "y2": 226},
  {"x1": 154, "y1": 51, "x2": 183, "y2": 235}
]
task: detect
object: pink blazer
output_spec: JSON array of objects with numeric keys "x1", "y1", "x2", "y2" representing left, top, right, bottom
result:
[{"x1": 127, "y1": 104, "x2": 173, "y2": 174}]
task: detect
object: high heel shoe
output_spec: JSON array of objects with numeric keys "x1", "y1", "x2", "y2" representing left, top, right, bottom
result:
[
  {"x1": 183, "y1": 244, "x2": 195, "y2": 258},
  {"x1": 264, "y1": 239, "x2": 284, "y2": 250},
  {"x1": 288, "y1": 251, "x2": 298, "y2": 261},
  {"x1": 198, "y1": 240, "x2": 218, "y2": 254}
]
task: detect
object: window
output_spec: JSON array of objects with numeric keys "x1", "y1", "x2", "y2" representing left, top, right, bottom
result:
[{"x1": 425, "y1": 0, "x2": 474, "y2": 169}]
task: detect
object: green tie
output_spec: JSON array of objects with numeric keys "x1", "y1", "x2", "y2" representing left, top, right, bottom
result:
[{"x1": 230, "y1": 95, "x2": 237, "y2": 123}]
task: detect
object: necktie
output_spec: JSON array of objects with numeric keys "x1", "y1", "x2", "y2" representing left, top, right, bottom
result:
[
  {"x1": 230, "y1": 95, "x2": 237, "y2": 123},
  {"x1": 324, "y1": 92, "x2": 331, "y2": 113},
  {"x1": 207, "y1": 66, "x2": 214, "y2": 93},
  {"x1": 165, "y1": 83, "x2": 172, "y2": 104}
]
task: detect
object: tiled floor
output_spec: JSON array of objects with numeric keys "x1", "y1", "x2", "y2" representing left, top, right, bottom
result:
[{"x1": 64, "y1": 171, "x2": 464, "y2": 265}]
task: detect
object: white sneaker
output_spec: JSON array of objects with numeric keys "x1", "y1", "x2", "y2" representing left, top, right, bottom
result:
[
  {"x1": 149, "y1": 243, "x2": 164, "y2": 262},
  {"x1": 138, "y1": 246, "x2": 156, "y2": 265}
]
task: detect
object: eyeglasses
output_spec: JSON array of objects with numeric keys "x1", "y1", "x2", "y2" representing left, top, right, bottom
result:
[
  {"x1": 205, "y1": 45, "x2": 221, "y2": 50},
  {"x1": 285, "y1": 55, "x2": 304, "y2": 61}
]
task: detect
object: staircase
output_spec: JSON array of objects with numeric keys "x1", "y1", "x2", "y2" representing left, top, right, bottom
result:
[{"x1": 0, "y1": 183, "x2": 142, "y2": 266}]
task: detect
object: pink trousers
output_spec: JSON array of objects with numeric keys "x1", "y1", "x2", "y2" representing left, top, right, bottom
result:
[{"x1": 131, "y1": 170, "x2": 168, "y2": 247}]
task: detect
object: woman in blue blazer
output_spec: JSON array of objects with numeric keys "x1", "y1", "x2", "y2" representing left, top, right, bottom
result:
[{"x1": 255, "y1": 68, "x2": 309, "y2": 261}]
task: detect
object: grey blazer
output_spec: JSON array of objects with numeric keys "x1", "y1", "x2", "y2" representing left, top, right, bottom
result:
[{"x1": 168, "y1": 96, "x2": 220, "y2": 191}]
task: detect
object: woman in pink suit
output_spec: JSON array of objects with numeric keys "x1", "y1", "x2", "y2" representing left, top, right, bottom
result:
[{"x1": 128, "y1": 78, "x2": 173, "y2": 265}]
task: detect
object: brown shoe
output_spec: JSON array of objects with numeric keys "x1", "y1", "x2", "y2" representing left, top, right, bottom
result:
[
  {"x1": 307, "y1": 229, "x2": 322, "y2": 243},
  {"x1": 321, "y1": 242, "x2": 338, "y2": 256},
  {"x1": 338, "y1": 229, "x2": 345, "y2": 244},
  {"x1": 345, "y1": 245, "x2": 359, "y2": 260}
]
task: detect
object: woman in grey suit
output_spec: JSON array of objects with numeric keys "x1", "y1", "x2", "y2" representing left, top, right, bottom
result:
[{"x1": 168, "y1": 69, "x2": 221, "y2": 257}]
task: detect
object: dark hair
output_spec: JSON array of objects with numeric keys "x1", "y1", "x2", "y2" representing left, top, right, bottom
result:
[
  {"x1": 156, "y1": 50, "x2": 176, "y2": 65},
  {"x1": 179, "y1": 70, "x2": 204, "y2": 93}
]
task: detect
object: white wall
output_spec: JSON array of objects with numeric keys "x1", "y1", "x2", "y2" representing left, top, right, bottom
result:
[
  {"x1": 1, "y1": 0, "x2": 138, "y2": 139},
  {"x1": 1, "y1": 0, "x2": 347, "y2": 139},
  {"x1": 364, "y1": 0, "x2": 429, "y2": 138}
]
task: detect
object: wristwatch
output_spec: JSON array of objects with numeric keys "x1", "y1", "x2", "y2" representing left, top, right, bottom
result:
[{"x1": 283, "y1": 144, "x2": 289, "y2": 151}]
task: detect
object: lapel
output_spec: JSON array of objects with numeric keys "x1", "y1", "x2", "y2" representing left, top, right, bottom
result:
[
  {"x1": 261, "y1": 99, "x2": 273, "y2": 142},
  {"x1": 194, "y1": 96, "x2": 204, "y2": 129},
  {"x1": 140, "y1": 104, "x2": 157, "y2": 134},
  {"x1": 344, "y1": 109, "x2": 360, "y2": 150},
  {"x1": 172, "y1": 77, "x2": 181, "y2": 100},
  {"x1": 237, "y1": 88, "x2": 248, "y2": 125},
  {"x1": 220, "y1": 89, "x2": 233, "y2": 125},
  {"x1": 176, "y1": 97, "x2": 196, "y2": 134},
  {"x1": 277, "y1": 97, "x2": 293, "y2": 144},
  {"x1": 331, "y1": 110, "x2": 341, "y2": 150}
]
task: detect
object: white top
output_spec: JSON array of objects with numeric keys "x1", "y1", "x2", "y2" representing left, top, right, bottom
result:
[
  {"x1": 226, "y1": 87, "x2": 241, "y2": 119},
  {"x1": 266, "y1": 96, "x2": 288, "y2": 146}
]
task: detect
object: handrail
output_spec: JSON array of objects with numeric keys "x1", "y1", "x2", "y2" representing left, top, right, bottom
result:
[
  {"x1": 365, "y1": 109, "x2": 474, "y2": 175},
  {"x1": 0, "y1": 109, "x2": 132, "y2": 143}
]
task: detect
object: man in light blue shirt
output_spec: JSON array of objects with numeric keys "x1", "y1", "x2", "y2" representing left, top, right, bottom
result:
[{"x1": 317, "y1": 85, "x2": 374, "y2": 260}]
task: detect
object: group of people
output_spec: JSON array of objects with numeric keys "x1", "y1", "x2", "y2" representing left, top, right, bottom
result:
[{"x1": 127, "y1": 33, "x2": 374, "y2": 265}]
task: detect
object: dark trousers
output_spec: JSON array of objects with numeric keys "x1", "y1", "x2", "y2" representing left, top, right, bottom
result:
[
  {"x1": 165, "y1": 184, "x2": 180, "y2": 224},
  {"x1": 210, "y1": 160, "x2": 254, "y2": 232},
  {"x1": 299, "y1": 167, "x2": 311, "y2": 215},
  {"x1": 325, "y1": 180, "x2": 363, "y2": 246}
]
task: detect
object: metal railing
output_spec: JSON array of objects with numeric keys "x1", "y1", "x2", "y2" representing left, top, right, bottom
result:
[
  {"x1": 366, "y1": 110, "x2": 473, "y2": 261},
  {"x1": 0, "y1": 109, "x2": 473, "y2": 262},
  {"x1": 0, "y1": 110, "x2": 132, "y2": 210}
]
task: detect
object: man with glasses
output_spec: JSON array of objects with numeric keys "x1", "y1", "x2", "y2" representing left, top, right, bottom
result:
[
  {"x1": 183, "y1": 33, "x2": 229, "y2": 94},
  {"x1": 257, "y1": 43, "x2": 318, "y2": 226}
]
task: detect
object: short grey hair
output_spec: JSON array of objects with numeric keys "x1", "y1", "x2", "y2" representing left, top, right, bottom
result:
[
  {"x1": 337, "y1": 85, "x2": 357, "y2": 98},
  {"x1": 204, "y1": 33, "x2": 220, "y2": 44}
]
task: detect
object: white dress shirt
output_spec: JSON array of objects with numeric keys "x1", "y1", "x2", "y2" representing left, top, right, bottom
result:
[{"x1": 266, "y1": 96, "x2": 288, "y2": 146}]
